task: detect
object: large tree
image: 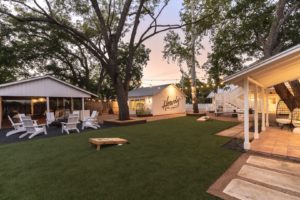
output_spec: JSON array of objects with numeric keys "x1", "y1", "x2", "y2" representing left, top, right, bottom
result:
[
  {"x1": 163, "y1": 0, "x2": 217, "y2": 113},
  {"x1": 0, "y1": 0, "x2": 182, "y2": 120},
  {"x1": 0, "y1": 18, "x2": 150, "y2": 98},
  {"x1": 202, "y1": 0, "x2": 300, "y2": 110}
]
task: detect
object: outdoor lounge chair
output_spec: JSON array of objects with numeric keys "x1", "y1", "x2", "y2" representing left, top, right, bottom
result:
[
  {"x1": 72, "y1": 110, "x2": 80, "y2": 117},
  {"x1": 46, "y1": 112, "x2": 55, "y2": 127},
  {"x1": 276, "y1": 113, "x2": 292, "y2": 128},
  {"x1": 82, "y1": 111, "x2": 100, "y2": 130},
  {"x1": 61, "y1": 115, "x2": 80, "y2": 134},
  {"x1": 6, "y1": 115, "x2": 26, "y2": 137},
  {"x1": 19, "y1": 113, "x2": 38, "y2": 126},
  {"x1": 21, "y1": 119, "x2": 47, "y2": 139}
]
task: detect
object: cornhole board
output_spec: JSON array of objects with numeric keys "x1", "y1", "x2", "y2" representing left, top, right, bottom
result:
[{"x1": 89, "y1": 138, "x2": 128, "y2": 151}]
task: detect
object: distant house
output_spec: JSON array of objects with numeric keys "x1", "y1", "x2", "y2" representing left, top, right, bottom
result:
[{"x1": 128, "y1": 84, "x2": 186, "y2": 116}]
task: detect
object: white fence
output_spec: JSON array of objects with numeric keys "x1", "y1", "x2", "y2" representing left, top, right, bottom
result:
[{"x1": 185, "y1": 104, "x2": 214, "y2": 112}]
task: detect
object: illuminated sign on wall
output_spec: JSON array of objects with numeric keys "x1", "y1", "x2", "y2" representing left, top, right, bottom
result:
[{"x1": 162, "y1": 96, "x2": 181, "y2": 111}]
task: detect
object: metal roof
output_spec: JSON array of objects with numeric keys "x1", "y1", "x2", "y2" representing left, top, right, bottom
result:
[
  {"x1": 128, "y1": 84, "x2": 171, "y2": 98},
  {"x1": 0, "y1": 75, "x2": 98, "y2": 97}
]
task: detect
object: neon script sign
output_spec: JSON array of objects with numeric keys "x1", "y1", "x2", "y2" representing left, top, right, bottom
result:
[{"x1": 162, "y1": 96, "x2": 180, "y2": 110}]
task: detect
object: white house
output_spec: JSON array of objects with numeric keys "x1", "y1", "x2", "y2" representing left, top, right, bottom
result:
[
  {"x1": 0, "y1": 75, "x2": 97, "y2": 128},
  {"x1": 128, "y1": 84, "x2": 186, "y2": 116},
  {"x1": 224, "y1": 44, "x2": 300, "y2": 150}
]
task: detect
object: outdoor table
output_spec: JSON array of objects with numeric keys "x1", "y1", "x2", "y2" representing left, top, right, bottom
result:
[{"x1": 89, "y1": 138, "x2": 128, "y2": 151}]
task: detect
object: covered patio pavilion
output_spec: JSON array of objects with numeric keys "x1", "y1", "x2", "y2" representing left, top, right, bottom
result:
[
  {"x1": 0, "y1": 75, "x2": 97, "y2": 128},
  {"x1": 224, "y1": 45, "x2": 300, "y2": 158}
]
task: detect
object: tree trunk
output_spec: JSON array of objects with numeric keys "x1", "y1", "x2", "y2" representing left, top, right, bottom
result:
[
  {"x1": 274, "y1": 83, "x2": 295, "y2": 111},
  {"x1": 115, "y1": 80, "x2": 130, "y2": 121},
  {"x1": 289, "y1": 80, "x2": 300, "y2": 108},
  {"x1": 191, "y1": 86, "x2": 199, "y2": 113}
]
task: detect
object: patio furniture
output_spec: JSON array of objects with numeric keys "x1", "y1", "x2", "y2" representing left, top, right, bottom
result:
[
  {"x1": 61, "y1": 115, "x2": 80, "y2": 134},
  {"x1": 6, "y1": 115, "x2": 26, "y2": 137},
  {"x1": 82, "y1": 111, "x2": 100, "y2": 130},
  {"x1": 276, "y1": 115, "x2": 292, "y2": 126},
  {"x1": 46, "y1": 112, "x2": 55, "y2": 127},
  {"x1": 89, "y1": 138, "x2": 128, "y2": 151},
  {"x1": 293, "y1": 127, "x2": 300, "y2": 134},
  {"x1": 21, "y1": 119, "x2": 47, "y2": 139},
  {"x1": 72, "y1": 110, "x2": 80, "y2": 116},
  {"x1": 19, "y1": 113, "x2": 38, "y2": 126}
]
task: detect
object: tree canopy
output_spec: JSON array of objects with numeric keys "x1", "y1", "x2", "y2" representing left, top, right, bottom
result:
[
  {"x1": 202, "y1": 0, "x2": 300, "y2": 83},
  {"x1": 0, "y1": 0, "x2": 181, "y2": 120}
]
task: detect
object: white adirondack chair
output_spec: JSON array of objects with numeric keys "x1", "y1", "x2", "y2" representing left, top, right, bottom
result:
[
  {"x1": 46, "y1": 112, "x2": 55, "y2": 127},
  {"x1": 6, "y1": 115, "x2": 26, "y2": 137},
  {"x1": 21, "y1": 119, "x2": 47, "y2": 139},
  {"x1": 19, "y1": 113, "x2": 38, "y2": 126},
  {"x1": 82, "y1": 111, "x2": 100, "y2": 130},
  {"x1": 72, "y1": 110, "x2": 80, "y2": 117},
  {"x1": 61, "y1": 115, "x2": 80, "y2": 134}
]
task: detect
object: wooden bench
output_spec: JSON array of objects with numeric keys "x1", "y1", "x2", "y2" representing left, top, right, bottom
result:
[{"x1": 89, "y1": 138, "x2": 128, "y2": 151}]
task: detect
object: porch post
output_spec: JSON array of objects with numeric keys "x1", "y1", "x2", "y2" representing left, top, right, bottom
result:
[
  {"x1": 261, "y1": 88, "x2": 266, "y2": 131},
  {"x1": 46, "y1": 96, "x2": 50, "y2": 113},
  {"x1": 254, "y1": 85, "x2": 259, "y2": 139},
  {"x1": 31, "y1": 99, "x2": 34, "y2": 115},
  {"x1": 266, "y1": 89, "x2": 269, "y2": 127},
  {"x1": 71, "y1": 98, "x2": 74, "y2": 112},
  {"x1": 81, "y1": 97, "x2": 85, "y2": 120},
  {"x1": 243, "y1": 78, "x2": 250, "y2": 150},
  {"x1": 0, "y1": 96, "x2": 2, "y2": 129}
]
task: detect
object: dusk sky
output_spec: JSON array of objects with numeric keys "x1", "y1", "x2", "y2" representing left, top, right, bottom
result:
[{"x1": 139, "y1": 0, "x2": 211, "y2": 87}]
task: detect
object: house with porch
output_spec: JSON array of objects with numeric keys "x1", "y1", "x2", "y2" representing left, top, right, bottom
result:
[
  {"x1": 0, "y1": 75, "x2": 97, "y2": 128},
  {"x1": 224, "y1": 44, "x2": 300, "y2": 155}
]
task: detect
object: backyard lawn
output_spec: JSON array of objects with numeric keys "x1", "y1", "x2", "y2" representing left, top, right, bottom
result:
[{"x1": 0, "y1": 117, "x2": 241, "y2": 200}]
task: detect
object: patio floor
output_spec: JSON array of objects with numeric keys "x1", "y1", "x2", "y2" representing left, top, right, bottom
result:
[
  {"x1": 251, "y1": 127, "x2": 300, "y2": 160},
  {"x1": 0, "y1": 123, "x2": 114, "y2": 145}
]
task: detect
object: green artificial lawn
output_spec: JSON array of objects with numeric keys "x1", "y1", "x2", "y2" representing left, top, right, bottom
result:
[{"x1": 0, "y1": 117, "x2": 241, "y2": 200}]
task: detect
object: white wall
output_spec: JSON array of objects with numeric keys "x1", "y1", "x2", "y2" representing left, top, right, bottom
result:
[
  {"x1": 151, "y1": 85, "x2": 186, "y2": 115},
  {"x1": 186, "y1": 104, "x2": 213, "y2": 113}
]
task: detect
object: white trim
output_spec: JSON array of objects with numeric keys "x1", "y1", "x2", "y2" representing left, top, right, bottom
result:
[
  {"x1": 254, "y1": 85, "x2": 259, "y2": 139},
  {"x1": 261, "y1": 88, "x2": 266, "y2": 131},
  {"x1": 224, "y1": 45, "x2": 300, "y2": 83},
  {"x1": 0, "y1": 75, "x2": 98, "y2": 97},
  {"x1": 248, "y1": 77, "x2": 264, "y2": 88},
  {"x1": 244, "y1": 78, "x2": 250, "y2": 150}
]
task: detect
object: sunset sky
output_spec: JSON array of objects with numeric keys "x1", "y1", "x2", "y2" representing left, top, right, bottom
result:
[{"x1": 139, "y1": 0, "x2": 211, "y2": 87}]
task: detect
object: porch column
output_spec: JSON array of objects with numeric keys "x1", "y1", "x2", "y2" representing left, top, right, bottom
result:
[
  {"x1": 81, "y1": 97, "x2": 85, "y2": 120},
  {"x1": 0, "y1": 96, "x2": 2, "y2": 129},
  {"x1": 243, "y1": 78, "x2": 251, "y2": 150},
  {"x1": 266, "y1": 89, "x2": 269, "y2": 127},
  {"x1": 254, "y1": 85, "x2": 259, "y2": 139},
  {"x1": 46, "y1": 96, "x2": 50, "y2": 113},
  {"x1": 261, "y1": 88, "x2": 266, "y2": 131},
  {"x1": 31, "y1": 99, "x2": 34, "y2": 115},
  {"x1": 71, "y1": 98, "x2": 74, "y2": 112}
]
